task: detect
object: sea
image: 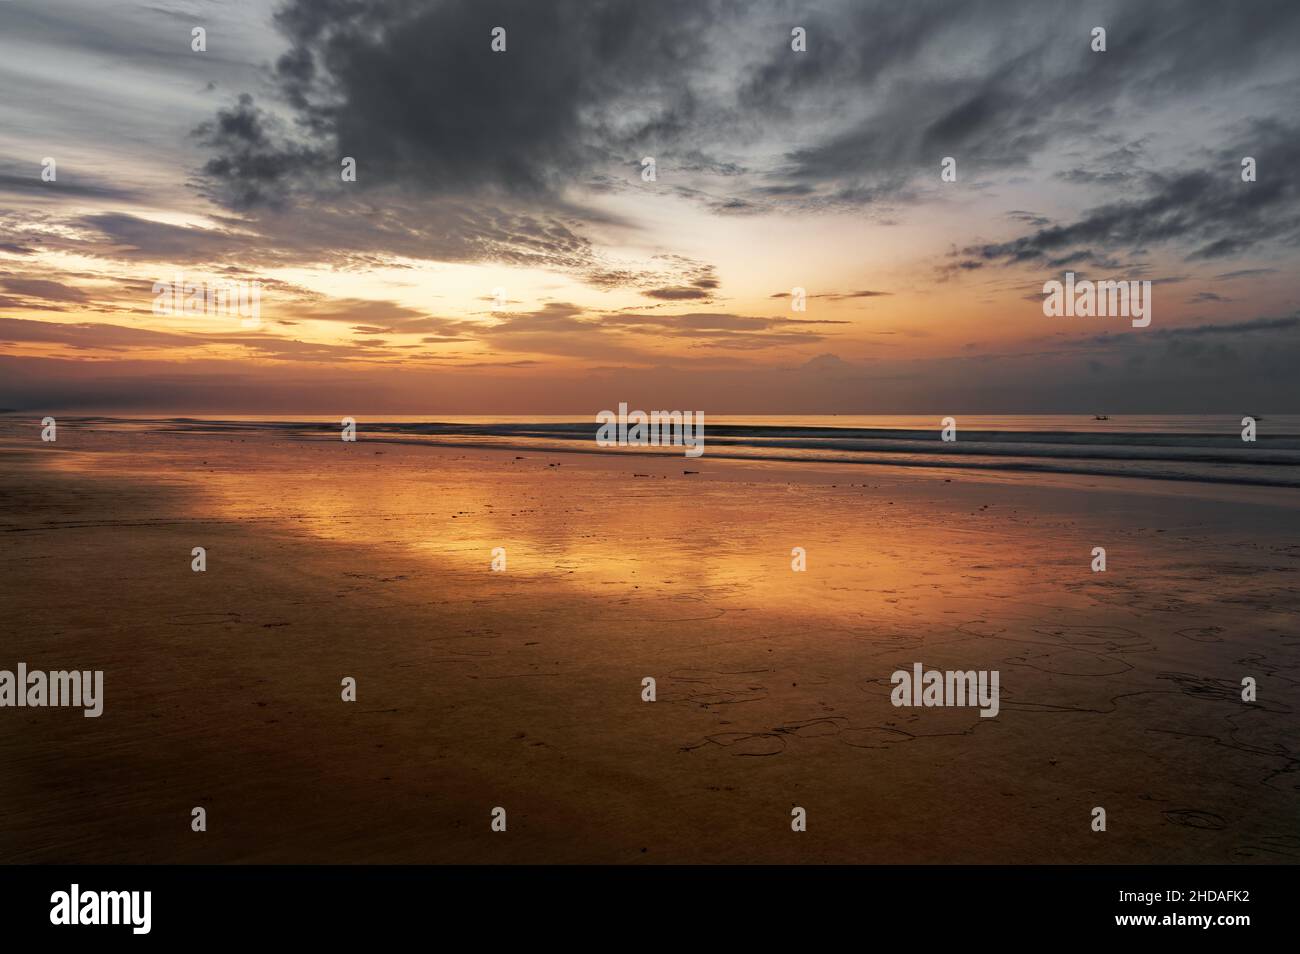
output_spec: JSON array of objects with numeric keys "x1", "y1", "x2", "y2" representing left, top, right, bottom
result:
[{"x1": 18, "y1": 414, "x2": 1300, "y2": 488}]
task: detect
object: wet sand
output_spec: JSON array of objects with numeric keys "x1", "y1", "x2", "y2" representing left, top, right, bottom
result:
[{"x1": 1, "y1": 422, "x2": 1297, "y2": 863}]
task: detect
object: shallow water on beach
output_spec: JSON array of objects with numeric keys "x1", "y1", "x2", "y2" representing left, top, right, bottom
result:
[{"x1": 1, "y1": 425, "x2": 1298, "y2": 863}]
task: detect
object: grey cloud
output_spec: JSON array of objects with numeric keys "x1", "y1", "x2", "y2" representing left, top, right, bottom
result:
[
  {"x1": 0, "y1": 316, "x2": 205, "y2": 351},
  {"x1": 0, "y1": 277, "x2": 89, "y2": 303},
  {"x1": 0, "y1": 170, "x2": 142, "y2": 203},
  {"x1": 1153, "y1": 313, "x2": 1300, "y2": 337},
  {"x1": 963, "y1": 119, "x2": 1300, "y2": 269},
  {"x1": 748, "y1": 0, "x2": 1300, "y2": 205}
]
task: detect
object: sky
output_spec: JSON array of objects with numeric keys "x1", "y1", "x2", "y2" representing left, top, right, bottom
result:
[{"x1": 0, "y1": 0, "x2": 1297, "y2": 414}]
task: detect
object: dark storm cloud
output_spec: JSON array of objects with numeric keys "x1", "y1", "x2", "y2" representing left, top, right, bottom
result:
[
  {"x1": 184, "y1": 0, "x2": 770, "y2": 288},
  {"x1": 744, "y1": 0, "x2": 1300, "y2": 202},
  {"x1": 963, "y1": 119, "x2": 1300, "y2": 268},
  {"x1": 193, "y1": 94, "x2": 325, "y2": 210},
  {"x1": 184, "y1": 0, "x2": 1300, "y2": 282},
  {"x1": 201, "y1": 0, "x2": 726, "y2": 207}
]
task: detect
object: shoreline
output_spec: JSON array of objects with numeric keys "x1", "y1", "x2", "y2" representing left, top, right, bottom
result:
[{"x1": 5, "y1": 414, "x2": 1298, "y2": 490}]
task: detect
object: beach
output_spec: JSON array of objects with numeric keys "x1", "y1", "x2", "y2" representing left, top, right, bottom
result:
[{"x1": 1, "y1": 420, "x2": 1297, "y2": 863}]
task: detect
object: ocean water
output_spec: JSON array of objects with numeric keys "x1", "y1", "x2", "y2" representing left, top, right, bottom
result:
[{"x1": 13, "y1": 414, "x2": 1300, "y2": 488}]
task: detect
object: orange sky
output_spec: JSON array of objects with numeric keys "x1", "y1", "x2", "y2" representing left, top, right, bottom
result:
[{"x1": 2, "y1": 0, "x2": 1297, "y2": 412}]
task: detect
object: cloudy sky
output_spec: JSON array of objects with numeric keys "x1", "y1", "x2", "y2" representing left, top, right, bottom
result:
[{"x1": 1, "y1": 0, "x2": 1297, "y2": 413}]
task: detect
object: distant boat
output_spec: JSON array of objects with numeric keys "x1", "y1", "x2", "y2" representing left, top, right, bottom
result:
[{"x1": 1093, "y1": 414, "x2": 1109, "y2": 420}]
